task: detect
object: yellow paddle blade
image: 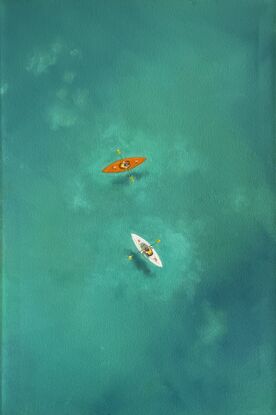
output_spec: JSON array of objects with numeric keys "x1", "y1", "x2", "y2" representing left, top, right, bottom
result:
[
  {"x1": 116, "y1": 148, "x2": 121, "y2": 155},
  {"x1": 156, "y1": 239, "x2": 161, "y2": 243},
  {"x1": 129, "y1": 175, "x2": 135, "y2": 183},
  {"x1": 128, "y1": 255, "x2": 133, "y2": 260}
]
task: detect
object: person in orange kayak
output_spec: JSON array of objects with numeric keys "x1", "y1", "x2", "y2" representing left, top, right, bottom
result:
[
  {"x1": 119, "y1": 160, "x2": 131, "y2": 169},
  {"x1": 141, "y1": 243, "x2": 153, "y2": 256}
]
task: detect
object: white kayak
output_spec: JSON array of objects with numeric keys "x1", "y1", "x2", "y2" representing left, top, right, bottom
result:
[{"x1": 131, "y1": 233, "x2": 163, "y2": 268}]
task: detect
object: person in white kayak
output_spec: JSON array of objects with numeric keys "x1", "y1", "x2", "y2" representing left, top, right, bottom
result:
[
  {"x1": 129, "y1": 234, "x2": 162, "y2": 267},
  {"x1": 140, "y1": 243, "x2": 153, "y2": 256}
]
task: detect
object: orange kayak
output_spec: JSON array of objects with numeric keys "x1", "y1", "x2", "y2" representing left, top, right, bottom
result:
[{"x1": 102, "y1": 157, "x2": 146, "y2": 173}]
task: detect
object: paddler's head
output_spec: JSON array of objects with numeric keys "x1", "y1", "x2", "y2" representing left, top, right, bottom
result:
[{"x1": 119, "y1": 160, "x2": 131, "y2": 169}]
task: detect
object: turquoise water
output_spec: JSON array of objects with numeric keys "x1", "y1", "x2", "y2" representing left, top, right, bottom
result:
[{"x1": 1, "y1": 1, "x2": 275, "y2": 414}]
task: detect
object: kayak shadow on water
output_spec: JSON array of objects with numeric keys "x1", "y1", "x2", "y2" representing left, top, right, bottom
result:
[
  {"x1": 127, "y1": 250, "x2": 155, "y2": 277},
  {"x1": 111, "y1": 171, "x2": 149, "y2": 186}
]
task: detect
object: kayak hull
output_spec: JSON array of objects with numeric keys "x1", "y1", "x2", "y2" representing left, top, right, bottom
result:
[
  {"x1": 102, "y1": 157, "x2": 146, "y2": 173},
  {"x1": 131, "y1": 233, "x2": 163, "y2": 268}
]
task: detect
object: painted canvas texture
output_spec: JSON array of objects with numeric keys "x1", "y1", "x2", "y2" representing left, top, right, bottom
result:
[{"x1": 1, "y1": 1, "x2": 275, "y2": 415}]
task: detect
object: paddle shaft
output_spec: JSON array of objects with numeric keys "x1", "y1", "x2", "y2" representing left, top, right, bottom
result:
[
  {"x1": 129, "y1": 239, "x2": 160, "y2": 260},
  {"x1": 115, "y1": 150, "x2": 135, "y2": 181}
]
